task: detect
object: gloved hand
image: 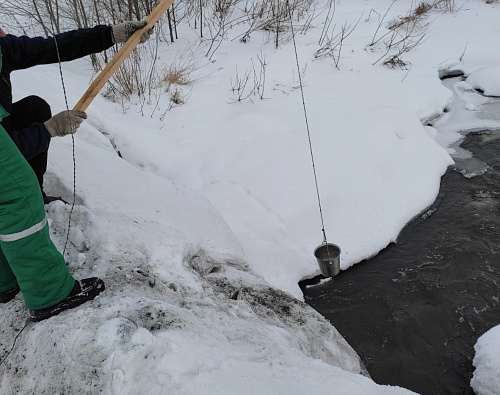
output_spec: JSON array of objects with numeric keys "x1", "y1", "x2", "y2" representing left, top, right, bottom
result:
[
  {"x1": 112, "y1": 21, "x2": 153, "y2": 44},
  {"x1": 44, "y1": 110, "x2": 87, "y2": 137}
]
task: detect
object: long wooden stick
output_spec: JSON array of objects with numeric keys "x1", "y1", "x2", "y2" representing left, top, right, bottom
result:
[{"x1": 73, "y1": 0, "x2": 174, "y2": 111}]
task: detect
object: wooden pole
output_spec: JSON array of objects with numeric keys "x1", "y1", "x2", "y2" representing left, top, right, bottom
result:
[{"x1": 73, "y1": 0, "x2": 174, "y2": 111}]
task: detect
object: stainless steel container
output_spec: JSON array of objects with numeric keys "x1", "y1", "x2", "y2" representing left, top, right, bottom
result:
[{"x1": 314, "y1": 243, "x2": 341, "y2": 277}]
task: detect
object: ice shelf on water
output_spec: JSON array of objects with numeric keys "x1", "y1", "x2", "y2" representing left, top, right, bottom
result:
[
  {"x1": 433, "y1": 75, "x2": 500, "y2": 179},
  {"x1": 451, "y1": 146, "x2": 489, "y2": 179}
]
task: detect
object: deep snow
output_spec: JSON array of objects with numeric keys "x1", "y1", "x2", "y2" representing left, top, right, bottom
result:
[{"x1": 1, "y1": 0, "x2": 500, "y2": 393}]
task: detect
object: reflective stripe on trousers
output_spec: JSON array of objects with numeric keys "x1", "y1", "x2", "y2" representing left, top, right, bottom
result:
[{"x1": 0, "y1": 216, "x2": 48, "y2": 242}]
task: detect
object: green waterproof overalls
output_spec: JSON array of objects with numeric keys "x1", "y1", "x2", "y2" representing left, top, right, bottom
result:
[{"x1": 0, "y1": 50, "x2": 75, "y2": 310}]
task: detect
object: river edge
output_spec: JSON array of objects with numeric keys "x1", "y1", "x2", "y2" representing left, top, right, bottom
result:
[{"x1": 300, "y1": 128, "x2": 500, "y2": 394}]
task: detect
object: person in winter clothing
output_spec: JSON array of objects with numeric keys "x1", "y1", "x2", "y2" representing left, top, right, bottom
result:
[
  {"x1": 0, "y1": 22, "x2": 151, "y2": 203},
  {"x1": 0, "y1": 22, "x2": 152, "y2": 321}
]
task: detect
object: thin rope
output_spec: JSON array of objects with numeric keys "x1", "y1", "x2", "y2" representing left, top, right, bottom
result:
[
  {"x1": 286, "y1": 1, "x2": 328, "y2": 244},
  {"x1": 51, "y1": 30, "x2": 77, "y2": 256},
  {"x1": 0, "y1": 321, "x2": 29, "y2": 367}
]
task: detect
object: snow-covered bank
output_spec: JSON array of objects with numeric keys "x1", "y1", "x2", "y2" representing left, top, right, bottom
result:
[
  {"x1": 2, "y1": 0, "x2": 500, "y2": 393},
  {"x1": 1, "y1": 126, "x2": 413, "y2": 394},
  {"x1": 472, "y1": 325, "x2": 500, "y2": 395},
  {"x1": 445, "y1": 67, "x2": 500, "y2": 395}
]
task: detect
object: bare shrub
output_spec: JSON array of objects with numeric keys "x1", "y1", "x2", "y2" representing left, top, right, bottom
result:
[
  {"x1": 2, "y1": 0, "x2": 319, "y2": 113},
  {"x1": 388, "y1": 1, "x2": 433, "y2": 30},
  {"x1": 170, "y1": 88, "x2": 185, "y2": 104},
  {"x1": 229, "y1": 66, "x2": 252, "y2": 102},
  {"x1": 377, "y1": 0, "x2": 466, "y2": 66},
  {"x1": 100, "y1": 41, "x2": 163, "y2": 115},
  {"x1": 163, "y1": 58, "x2": 197, "y2": 87},
  {"x1": 383, "y1": 54, "x2": 410, "y2": 69},
  {"x1": 204, "y1": 1, "x2": 235, "y2": 59},
  {"x1": 164, "y1": 66, "x2": 192, "y2": 86},
  {"x1": 251, "y1": 52, "x2": 268, "y2": 99},
  {"x1": 232, "y1": 0, "x2": 316, "y2": 48},
  {"x1": 1, "y1": 0, "x2": 175, "y2": 113},
  {"x1": 0, "y1": 0, "x2": 164, "y2": 36},
  {"x1": 315, "y1": 15, "x2": 362, "y2": 69},
  {"x1": 162, "y1": 44, "x2": 203, "y2": 92},
  {"x1": 228, "y1": 52, "x2": 269, "y2": 103},
  {"x1": 368, "y1": 0, "x2": 433, "y2": 68},
  {"x1": 318, "y1": 0, "x2": 336, "y2": 47},
  {"x1": 150, "y1": 46, "x2": 201, "y2": 117},
  {"x1": 158, "y1": 88, "x2": 190, "y2": 120},
  {"x1": 433, "y1": 0, "x2": 455, "y2": 12}
]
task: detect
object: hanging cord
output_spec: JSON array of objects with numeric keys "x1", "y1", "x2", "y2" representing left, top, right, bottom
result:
[
  {"x1": 286, "y1": 1, "x2": 329, "y2": 245},
  {"x1": 51, "y1": 29, "x2": 77, "y2": 256},
  {"x1": 0, "y1": 321, "x2": 29, "y2": 367}
]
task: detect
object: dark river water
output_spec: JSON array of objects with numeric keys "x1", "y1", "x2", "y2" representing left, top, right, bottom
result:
[{"x1": 300, "y1": 130, "x2": 500, "y2": 394}]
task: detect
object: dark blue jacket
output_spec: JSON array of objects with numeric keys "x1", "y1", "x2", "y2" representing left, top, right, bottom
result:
[{"x1": 0, "y1": 25, "x2": 114, "y2": 160}]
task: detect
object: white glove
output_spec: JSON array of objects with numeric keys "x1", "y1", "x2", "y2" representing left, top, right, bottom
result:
[
  {"x1": 44, "y1": 110, "x2": 87, "y2": 137},
  {"x1": 112, "y1": 21, "x2": 153, "y2": 44}
]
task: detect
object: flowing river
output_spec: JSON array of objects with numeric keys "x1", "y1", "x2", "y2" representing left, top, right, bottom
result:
[{"x1": 301, "y1": 78, "x2": 500, "y2": 394}]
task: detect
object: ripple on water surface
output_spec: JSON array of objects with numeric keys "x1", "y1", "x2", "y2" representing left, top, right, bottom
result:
[{"x1": 301, "y1": 130, "x2": 500, "y2": 395}]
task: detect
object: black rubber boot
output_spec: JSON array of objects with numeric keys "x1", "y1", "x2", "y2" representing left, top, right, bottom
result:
[
  {"x1": 42, "y1": 191, "x2": 68, "y2": 205},
  {"x1": 0, "y1": 285, "x2": 20, "y2": 303},
  {"x1": 29, "y1": 278, "x2": 105, "y2": 322}
]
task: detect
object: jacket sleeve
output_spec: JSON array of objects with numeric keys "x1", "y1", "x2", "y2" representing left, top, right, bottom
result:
[
  {"x1": 7, "y1": 122, "x2": 52, "y2": 161},
  {"x1": 2, "y1": 25, "x2": 114, "y2": 71}
]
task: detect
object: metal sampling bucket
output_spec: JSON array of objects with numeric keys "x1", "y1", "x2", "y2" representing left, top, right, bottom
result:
[{"x1": 314, "y1": 243, "x2": 341, "y2": 277}]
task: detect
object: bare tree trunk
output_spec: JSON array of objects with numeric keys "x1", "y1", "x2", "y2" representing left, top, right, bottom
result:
[
  {"x1": 72, "y1": 0, "x2": 83, "y2": 28},
  {"x1": 144, "y1": 0, "x2": 152, "y2": 15},
  {"x1": 93, "y1": 0, "x2": 102, "y2": 25},
  {"x1": 200, "y1": 0, "x2": 203, "y2": 37},
  {"x1": 171, "y1": 4, "x2": 178, "y2": 39},
  {"x1": 274, "y1": 1, "x2": 279, "y2": 49},
  {"x1": 167, "y1": 9, "x2": 174, "y2": 42},
  {"x1": 128, "y1": 0, "x2": 134, "y2": 20},
  {"x1": 78, "y1": 0, "x2": 89, "y2": 27},
  {"x1": 45, "y1": 0, "x2": 61, "y2": 34},
  {"x1": 32, "y1": 0, "x2": 50, "y2": 36},
  {"x1": 116, "y1": 0, "x2": 123, "y2": 19},
  {"x1": 133, "y1": 0, "x2": 141, "y2": 20},
  {"x1": 110, "y1": 0, "x2": 119, "y2": 23}
]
